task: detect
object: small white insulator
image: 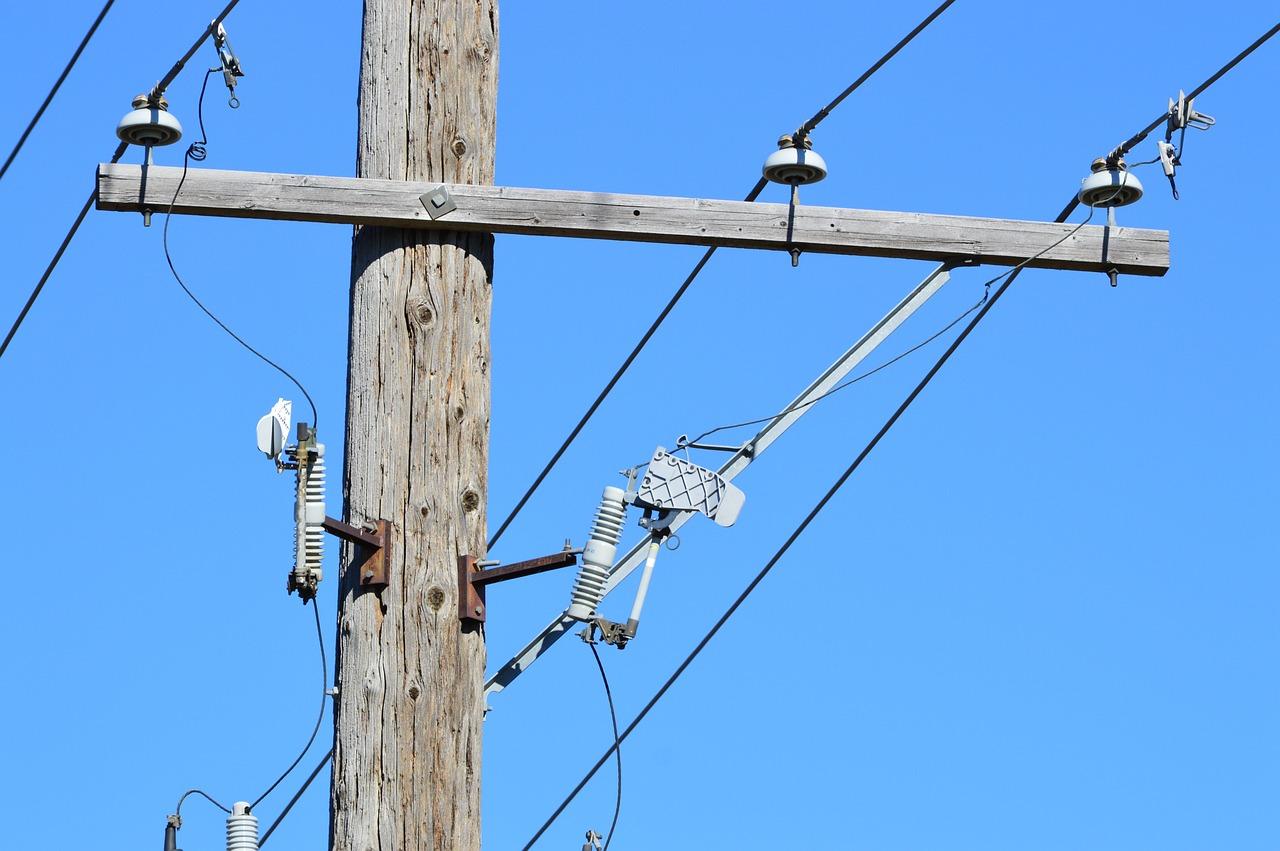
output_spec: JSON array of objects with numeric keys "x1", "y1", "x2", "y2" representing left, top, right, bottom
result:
[
  {"x1": 116, "y1": 94, "x2": 184, "y2": 147},
  {"x1": 291, "y1": 442, "x2": 326, "y2": 600},
  {"x1": 226, "y1": 802, "x2": 259, "y2": 851},
  {"x1": 567, "y1": 486, "x2": 627, "y2": 621},
  {"x1": 763, "y1": 134, "x2": 828, "y2": 186},
  {"x1": 1078, "y1": 158, "x2": 1144, "y2": 207}
]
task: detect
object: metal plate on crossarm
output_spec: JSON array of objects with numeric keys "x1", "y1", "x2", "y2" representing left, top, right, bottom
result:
[{"x1": 420, "y1": 185, "x2": 457, "y2": 219}]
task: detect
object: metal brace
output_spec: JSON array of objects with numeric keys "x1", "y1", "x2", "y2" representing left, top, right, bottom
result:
[
  {"x1": 211, "y1": 22, "x2": 245, "y2": 107},
  {"x1": 322, "y1": 517, "x2": 392, "y2": 589},
  {"x1": 420, "y1": 185, "x2": 457, "y2": 219},
  {"x1": 458, "y1": 543, "x2": 580, "y2": 626}
]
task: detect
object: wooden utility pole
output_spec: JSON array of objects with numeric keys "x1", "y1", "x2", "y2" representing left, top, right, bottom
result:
[
  {"x1": 93, "y1": 8, "x2": 1173, "y2": 848},
  {"x1": 330, "y1": 2, "x2": 497, "y2": 849}
]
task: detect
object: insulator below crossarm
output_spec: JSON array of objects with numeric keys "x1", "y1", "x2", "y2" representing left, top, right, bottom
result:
[{"x1": 567, "y1": 486, "x2": 627, "y2": 621}]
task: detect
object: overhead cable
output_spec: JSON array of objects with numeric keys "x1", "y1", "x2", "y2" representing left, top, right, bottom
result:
[
  {"x1": 0, "y1": 0, "x2": 116, "y2": 182},
  {"x1": 259, "y1": 749, "x2": 332, "y2": 846},
  {"x1": 518, "y1": 207, "x2": 1100, "y2": 851},
  {"x1": 0, "y1": 0, "x2": 248, "y2": 365},
  {"x1": 521, "y1": 20, "x2": 1280, "y2": 839},
  {"x1": 0, "y1": 140, "x2": 127, "y2": 364},
  {"x1": 487, "y1": 0, "x2": 959, "y2": 551}
]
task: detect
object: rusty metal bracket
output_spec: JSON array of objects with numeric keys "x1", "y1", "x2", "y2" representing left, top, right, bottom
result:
[
  {"x1": 459, "y1": 548, "x2": 579, "y2": 626},
  {"x1": 324, "y1": 516, "x2": 391, "y2": 589}
]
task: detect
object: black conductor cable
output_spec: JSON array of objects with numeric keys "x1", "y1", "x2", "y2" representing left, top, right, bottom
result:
[{"x1": 487, "y1": 0, "x2": 960, "y2": 551}]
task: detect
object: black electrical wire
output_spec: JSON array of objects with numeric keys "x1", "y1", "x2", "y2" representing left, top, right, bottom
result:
[
  {"x1": 524, "y1": 31, "x2": 1272, "y2": 819},
  {"x1": 518, "y1": 208, "x2": 1099, "y2": 850},
  {"x1": 163, "y1": 68, "x2": 321, "y2": 429},
  {"x1": 259, "y1": 749, "x2": 332, "y2": 846},
  {"x1": 487, "y1": 1, "x2": 957, "y2": 552},
  {"x1": 175, "y1": 788, "x2": 232, "y2": 818},
  {"x1": 0, "y1": 0, "x2": 116, "y2": 182},
  {"x1": 1, "y1": 0, "x2": 249, "y2": 365},
  {"x1": 588, "y1": 641, "x2": 622, "y2": 851},
  {"x1": 795, "y1": 0, "x2": 956, "y2": 140},
  {"x1": 250, "y1": 597, "x2": 328, "y2": 811},
  {"x1": 0, "y1": 139, "x2": 127, "y2": 364},
  {"x1": 683, "y1": 211, "x2": 1100, "y2": 448}
]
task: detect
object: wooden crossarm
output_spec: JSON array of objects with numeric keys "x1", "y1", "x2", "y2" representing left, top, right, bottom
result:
[{"x1": 96, "y1": 163, "x2": 1170, "y2": 276}]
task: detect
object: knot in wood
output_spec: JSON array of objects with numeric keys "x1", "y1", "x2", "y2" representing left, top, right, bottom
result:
[
  {"x1": 411, "y1": 301, "x2": 434, "y2": 327},
  {"x1": 451, "y1": 138, "x2": 468, "y2": 157},
  {"x1": 460, "y1": 488, "x2": 481, "y2": 512},
  {"x1": 407, "y1": 683, "x2": 422, "y2": 700},
  {"x1": 426, "y1": 586, "x2": 445, "y2": 611}
]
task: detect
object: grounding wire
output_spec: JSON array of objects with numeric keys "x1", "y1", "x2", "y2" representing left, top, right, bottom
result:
[
  {"x1": 487, "y1": 1, "x2": 958, "y2": 552},
  {"x1": 518, "y1": 206, "x2": 1100, "y2": 850},
  {"x1": 259, "y1": 749, "x2": 333, "y2": 846},
  {"x1": 250, "y1": 596, "x2": 329, "y2": 811},
  {"x1": 0, "y1": 0, "x2": 116, "y2": 182},
  {"x1": 175, "y1": 788, "x2": 232, "y2": 818},
  {"x1": 1, "y1": 1, "x2": 248, "y2": 364},
  {"x1": 588, "y1": 641, "x2": 622, "y2": 851},
  {"x1": 163, "y1": 68, "x2": 321, "y2": 429},
  {"x1": 682, "y1": 210, "x2": 1101, "y2": 448}
]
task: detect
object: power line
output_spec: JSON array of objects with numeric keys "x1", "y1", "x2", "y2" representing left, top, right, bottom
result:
[
  {"x1": 259, "y1": 749, "x2": 331, "y2": 846},
  {"x1": 0, "y1": 140, "x2": 127, "y2": 364},
  {"x1": 521, "y1": 18, "x2": 1280, "y2": 840},
  {"x1": 795, "y1": 0, "x2": 956, "y2": 140},
  {"x1": 518, "y1": 207, "x2": 1100, "y2": 851},
  {"x1": 486, "y1": 1, "x2": 958, "y2": 552},
  {"x1": 1, "y1": 1, "x2": 249, "y2": 366},
  {"x1": 0, "y1": 0, "x2": 116, "y2": 182}
]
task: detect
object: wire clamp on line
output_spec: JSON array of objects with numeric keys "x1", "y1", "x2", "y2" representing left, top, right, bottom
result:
[{"x1": 212, "y1": 22, "x2": 245, "y2": 108}]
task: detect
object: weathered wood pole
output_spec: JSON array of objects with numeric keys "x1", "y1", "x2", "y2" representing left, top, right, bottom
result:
[{"x1": 331, "y1": 2, "x2": 497, "y2": 849}]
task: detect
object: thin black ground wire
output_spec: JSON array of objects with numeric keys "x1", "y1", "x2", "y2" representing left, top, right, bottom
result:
[
  {"x1": 175, "y1": 788, "x2": 232, "y2": 818},
  {"x1": 520, "y1": 205, "x2": 1104, "y2": 850},
  {"x1": 0, "y1": 0, "x2": 115, "y2": 182},
  {"x1": 489, "y1": 3, "x2": 956, "y2": 552},
  {"x1": 588, "y1": 641, "x2": 622, "y2": 851},
  {"x1": 0, "y1": 139, "x2": 128, "y2": 364},
  {"x1": 259, "y1": 749, "x2": 332, "y2": 846},
  {"x1": 796, "y1": 0, "x2": 956, "y2": 139},
  {"x1": 684, "y1": 211, "x2": 1099, "y2": 447},
  {"x1": 250, "y1": 597, "x2": 328, "y2": 811},
  {"x1": 163, "y1": 69, "x2": 321, "y2": 429}
]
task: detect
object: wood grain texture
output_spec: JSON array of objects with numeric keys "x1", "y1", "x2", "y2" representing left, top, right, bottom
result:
[
  {"x1": 96, "y1": 164, "x2": 1170, "y2": 276},
  {"x1": 330, "y1": 2, "x2": 496, "y2": 850}
]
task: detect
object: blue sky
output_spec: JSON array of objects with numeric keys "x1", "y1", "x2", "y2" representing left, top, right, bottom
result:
[{"x1": 1, "y1": 2, "x2": 1277, "y2": 849}]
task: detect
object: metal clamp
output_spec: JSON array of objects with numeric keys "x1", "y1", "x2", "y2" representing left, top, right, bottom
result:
[
  {"x1": 420, "y1": 185, "x2": 458, "y2": 219},
  {"x1": 323, "y1": 516, "x2": 391, "y2": 588},
  {"x1": 459, "y1": 545, "x2": 579, "y2": 626}
]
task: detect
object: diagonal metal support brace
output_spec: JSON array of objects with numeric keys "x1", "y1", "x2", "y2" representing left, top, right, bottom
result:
[
  {"x1": 324, "y1": 516, "x2": 391, "y2": 589},
  {"x1": 459, "y1": 549, "x2": 579, "y2": 626}
]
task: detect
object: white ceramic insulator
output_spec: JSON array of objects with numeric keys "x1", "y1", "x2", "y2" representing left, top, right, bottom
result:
[
  {"x1": 294, "y1": 444, "x2": 326, "y2": 588},
  {"x1": 567, "y1": 486, "x2": 627, "y2": 621},
  {"x1": 226, "y1": 802, "x2": 259, "y2": 851}
]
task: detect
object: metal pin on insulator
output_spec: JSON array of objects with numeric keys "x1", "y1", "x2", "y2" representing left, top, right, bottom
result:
[
  {"x1": 566, "y1": 486, "x2": 627, "y2": 621},
  {"x1": 226, "y1": 802, "x2": 259, "y2": 851}
]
